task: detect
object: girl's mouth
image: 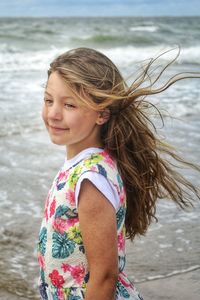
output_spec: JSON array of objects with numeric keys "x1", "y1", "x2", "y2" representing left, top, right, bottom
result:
[{"x1": 49, "y1": 125, "x2": 69, "y2": 133}]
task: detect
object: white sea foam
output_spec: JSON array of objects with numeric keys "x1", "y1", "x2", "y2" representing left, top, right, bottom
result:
[
  {"x1": 1, "y1": 44, "x2": 200, "y2": 73},
  {"x1": 159, "y1": 244, "x2": 172, "y2": 248},
  {"x1": 101, "y1": 45, "x2": 200, "y2": 69},
  {"x1": 103, "y1": 45, "x2": 177, "y2": 68},
  {"x1": 175, "y1": 229, "x2": 184, "y2": 234},
  {"x1": 180, "y1": 46, "x2": 200, "y2": 65},
  {"x1": 0, "y1": 45, "x2": 65, "y2": 72},
  {"x1": 176, "y1": 248, "x2": 183, "y2": 252},
  {"x1": 129, "y1": 25, "x2": 158, "y2": 32},
  {"x1": 133, "y1": 265, "x2": 200, "y2": 283}
]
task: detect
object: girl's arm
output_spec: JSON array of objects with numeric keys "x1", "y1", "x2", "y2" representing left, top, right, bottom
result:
[{"x1": 78, "y1": 179, "x2": 119, "y2": 300}]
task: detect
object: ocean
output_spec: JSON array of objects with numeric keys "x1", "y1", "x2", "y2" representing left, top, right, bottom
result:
[{"x1": 0, "y1": 16, "x2": 200, "y2": 299}]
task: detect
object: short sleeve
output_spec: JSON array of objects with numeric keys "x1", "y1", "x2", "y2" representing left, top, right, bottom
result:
[{"x1": 75, "y1": 171, "x2": 120, "y2": 211}]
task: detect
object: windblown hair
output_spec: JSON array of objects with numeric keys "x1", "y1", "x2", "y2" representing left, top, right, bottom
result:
[{"x1": 47, "y1": 47, "x2": 200, "y2": 240}]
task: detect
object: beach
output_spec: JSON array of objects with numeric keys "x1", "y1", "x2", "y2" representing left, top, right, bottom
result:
[
  {"x1": 0, "y1": 16, "x2": 200, "y2": 299},
  {"x1": 138, "y1": 269, "x2": 200, "y2": 299}
]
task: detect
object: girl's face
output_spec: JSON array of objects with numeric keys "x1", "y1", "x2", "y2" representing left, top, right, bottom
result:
[{"x1": 42, "y1": 72, "x2": 104, "y2": 158}]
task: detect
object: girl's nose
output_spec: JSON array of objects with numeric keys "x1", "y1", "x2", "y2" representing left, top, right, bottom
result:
[{"x1": 48, "y1": 104, "x2": 63, "y2": 120}]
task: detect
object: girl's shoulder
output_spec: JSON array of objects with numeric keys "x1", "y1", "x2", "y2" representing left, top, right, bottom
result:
[
  {"x1": 76, "y1": 149, "x2": 124, "y2": 191},
  {"x1": 76, "y1": 149, "x2": 117, "y2": 175},
  {"x1": 65, "y1": 148, "x2": 123, "y2": 192}
]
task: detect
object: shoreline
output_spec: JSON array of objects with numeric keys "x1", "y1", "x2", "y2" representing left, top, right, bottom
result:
[{"x1": 137, "y1": 268, "x2": 200, "y2": 300}]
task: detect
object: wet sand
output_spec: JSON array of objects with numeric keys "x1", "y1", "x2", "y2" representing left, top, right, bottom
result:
[
  {"x1": 138, "y1": 268, "x2": 200, "y2": 300},
  {"x1": 125, "y1": 219, "x2": 200, "y2": 300}
]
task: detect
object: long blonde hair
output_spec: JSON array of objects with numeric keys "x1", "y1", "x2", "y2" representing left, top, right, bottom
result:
[{"x1": 47, "y1": 47, "x2": 200, "y2": 240}]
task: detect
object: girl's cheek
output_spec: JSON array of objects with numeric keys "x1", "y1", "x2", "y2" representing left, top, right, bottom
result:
[{"x1": 42, "y1": 106, "x2": 48, "y2": 125}]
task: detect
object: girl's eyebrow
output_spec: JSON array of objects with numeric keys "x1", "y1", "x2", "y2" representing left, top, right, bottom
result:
[
  {"x1": 44, "y1": 91, "x2": 74, "y2": 100},
  {"x1": 44, "y1": 91, "x2": 52, "y2": 97}
]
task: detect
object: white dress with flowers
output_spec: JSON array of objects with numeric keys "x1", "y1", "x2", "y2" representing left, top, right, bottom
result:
[{"x1": 37, "y1": 148, "x2": 144, "y2": 300}]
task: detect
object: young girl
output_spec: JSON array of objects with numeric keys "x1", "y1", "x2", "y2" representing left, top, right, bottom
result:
[{"x1": 37, "y1": 47, "x2": 200, "y2": 300}]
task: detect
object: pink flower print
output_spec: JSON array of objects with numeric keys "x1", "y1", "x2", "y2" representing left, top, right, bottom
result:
[
  {"x1": 49, "y1": 197, "x2": 56, "y2": 218},
  {"x1": 58, "y1": 170, "x2": 69, "y2": 182},
  {"x1": 46, "y1": 192, "x2": 50, "y2": 206},
  {"x1": 53, "y1": 217, "x2": 78, "y2": 234},
  {"x1": 61, "y1": 263, "x2": 71, "y2": 273},
  {"x1": 38, "y1": 254, "x2": 45, "y2": 269},
  {"x1": 58, "y1": 288, "x2": 64, "y2": 300},
  {"x1": 119, "y1": 192, "x2": 125, "y2": 205},
  {"x1": 119, "y1": 272, "x2": 134, "y2": 288},
  {"x1": 104, "y1": 152, "x2": 115, "y2": 168},
  {"x1": 44, "y1": 207, "x2": 48, "y2": 222},
  {"x1": 66, "y1": 189, "x2": 75, "y2": 205},
  {"x1": 90, "y1": 166, "x2": 96, "y2": 171},
  {"x1": 53, "y1": 218, "x2": 67, "y2": 234},
  {"x1": 118, "y1": 231, "x2": 125, "y2": 251},
  {"x1": 49, "y1": 269, "x2": 65, "y2": 288},
  {"x1": 58, "y1": 171, "x2": 65, "y2": 182},
  {"x1": 44, "y1": 193, "x2": 50, "y2": 221},
  {"x1": 62, "y1": 263, "x2": 85, "y2": 285},
  {"x1": 71, "y1": 264, "x2": 85, "y2": 284}
]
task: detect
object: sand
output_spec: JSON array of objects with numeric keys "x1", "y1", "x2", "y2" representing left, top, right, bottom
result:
[{"x1": 138, "y1": 268, "x2": 200, "y2": 300}]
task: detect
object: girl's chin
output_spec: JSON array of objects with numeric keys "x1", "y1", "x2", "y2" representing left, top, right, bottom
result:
[{"x1": 50, "y1": 137, "x2": 67, "y2": 146}]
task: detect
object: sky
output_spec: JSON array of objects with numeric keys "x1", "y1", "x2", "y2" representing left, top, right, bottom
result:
[{"x1": 0, "y1": 0, "x2": 200, "y2": 17}]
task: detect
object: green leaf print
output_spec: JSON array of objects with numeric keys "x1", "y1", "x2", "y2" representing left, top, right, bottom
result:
[
  {"x1": 117, "y1": 173, "x2": 123, "y2": 189},
  {"x1": 52, "y1": 232, "x2": 76, "y2": 258},
  {"x1": 65, "y1": 208, "x2": 78, "y2": 219},
  {"x1": 68, "y1": 165, "x2": 83, "y2": 189},
  {"x1": 51, "y1": 293, "x2": 58, "y2": 300},
  {"x1": 63, "y1": 288, "x2": 83, "y2": 300},
  {"x1": 55, "y1": 205, "x2": 77, "y2": 219},
  {"x1": 118, "y1": 256, "x2": 126, "y2": 272},
  {"x1": 57, "y1": 182, "x2": 66, "y2": 191},
  {"x1": 40, "y1": 269, "x2": 45, "y2": 283},
  {"x1": 116, "y1": 281, "x2": 130, "y2": 298},
  {"x1": 84, "y1": 153, "x2": 103, "y2": 168},
  {"x1": 97, "y1": 164, "x2": 107, "y2": 177},
  {"x1": 116, "y1": 207, "x2": 125, "y2": 230},
  {"x1": 38, "y1": 227, "x2": 47, "y2": 255},
  {"x1": 55, "y1": 205, "x2": 69, "y2": 218},
  {"x1": 67, "y1": 224, "x2": 83, "y2": 244}
]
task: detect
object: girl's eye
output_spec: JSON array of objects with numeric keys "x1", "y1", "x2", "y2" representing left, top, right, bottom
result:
[
  {"x1": 44, "y1": 99, "x2": 53, "y2": 106},
  {"x1": 64, "y1": 103, "x2": 76, "y2": 109}
]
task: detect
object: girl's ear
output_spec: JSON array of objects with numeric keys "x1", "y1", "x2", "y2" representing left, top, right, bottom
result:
[{"x1": 96, "y1": 109, "x2": 110, "y2": 125}]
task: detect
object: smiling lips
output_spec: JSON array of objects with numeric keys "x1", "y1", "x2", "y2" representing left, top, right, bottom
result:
[{"x1": 49, "y1": 125, "x2": 69, "y2": 132}]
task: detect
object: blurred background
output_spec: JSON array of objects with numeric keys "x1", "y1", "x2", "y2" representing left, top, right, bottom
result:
[{"x1": 0, "y1": 1, "x2": 200, "y2": 299}]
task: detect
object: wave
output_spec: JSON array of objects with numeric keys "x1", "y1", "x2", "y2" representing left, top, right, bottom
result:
[
  {"x1": 0, "y1": 46, "x2": 61, "y2": 71},
  {"x1": 129, "y1": 25, "x2": 158, "y2": 33},
  {"x1": 179, "y1": 46, "x2": 200, "y2": 65},
  {"x1": 1, "y1": 44, "x2": 200, "y2": 72},
  {"x1": 102, "y1": 45, "x2": 200, "y2": 68},
  {"x1": 134, "y1": 265, "x2": 200, "y2": 283},
  {"x1": 72, "y1": 33, "x2": 156, "y2": 47}
]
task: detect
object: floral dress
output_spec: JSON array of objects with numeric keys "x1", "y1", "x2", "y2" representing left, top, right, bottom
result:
[{"x1": 37, "y1": 149, "x2": 144, "y2": 300}]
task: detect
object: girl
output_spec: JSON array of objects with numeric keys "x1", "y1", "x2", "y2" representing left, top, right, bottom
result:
[{"x1": 37, "y1": 47, "x2": 200, "y2": 300}]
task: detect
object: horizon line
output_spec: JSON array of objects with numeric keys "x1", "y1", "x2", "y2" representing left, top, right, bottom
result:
[{"x1": 0, "y1": 14, "x2": 200, "y2": 18}]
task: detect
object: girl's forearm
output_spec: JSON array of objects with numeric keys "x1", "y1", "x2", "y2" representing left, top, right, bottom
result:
[{"x1": 84, "y1": 275, "x2": 117, "y2": 300}]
